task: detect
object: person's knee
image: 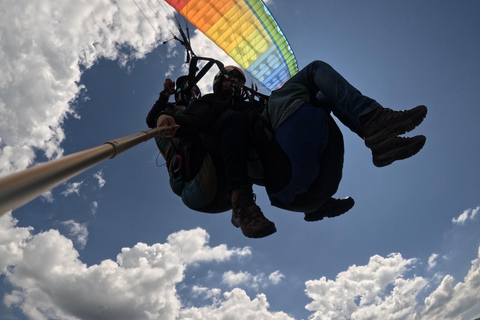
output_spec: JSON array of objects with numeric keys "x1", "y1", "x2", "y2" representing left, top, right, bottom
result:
[
  {"x1": 311, "y1": 60, "x2": 327, "y2": 66},
  {"x1": 307, "y1": 60, "x2": 331, "y2": 72}
]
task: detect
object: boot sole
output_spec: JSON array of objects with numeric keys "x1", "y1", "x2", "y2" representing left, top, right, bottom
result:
[
  {"x1": 365, "y1": 105, "x2": 427, "y2": 148},
  {"x1": 304, "y1": 197, "x2": 355, "y2": 222},
  {"x1": 231, "y1": 218, "x2": 277, "y2": 238},
  {"x1": 243, "y1": 225, "x2": 277, "y2": 238},
  {"x1": 373, "y1": 135, "x2": 426, "y2": 167}
]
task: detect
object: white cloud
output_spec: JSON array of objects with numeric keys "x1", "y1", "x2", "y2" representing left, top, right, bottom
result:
[
  {"x1": 189, "y1": 30, "x2": 238, "y2": 95},
  {"x1": 222, "y1": 270, "x2": 253, "y2": 287},
  {"x1": 0, "y1": 0, "x2": 176, "y2": 177},
  {"x1": 191, "y1": 285, "x2": 221, "y2": 301},
  {"x1": 305, "y1": 250, "x2": 480, "y2": 320},
  {"x1": 179, "y1": 288, "x2": 295, "y2": 320},
  {"x1": 473, "y1": 207, "x2": 480, "y2": 219},
  {"x1": 165, "y1": 228, "x2": 251, "y2": 264},
  {"x1": 421, "y1": 246, "x2": 480, "y2": 320},
  {"x1": 452, "y1": 210, "x2": 469, "y2": 225},
  {"x1": 428, "y1": 253, "x2": 439, "y2": 270},
  {"x1": 305, "y1": 253, "x2": 426, "y2": 319},
  {"x1": 61, "y1": 181, "x2": 84, "y2": 197},
  {"x1": 222, "y1": 270, "x2": 270, "y2": 290},
  {"x1": 93, "y1": 170, "x2": 106, "y2": 189},
  {"x1": 41, "y1": 190, "x2": 54, "y2": 203},
  {"x1": 268, "y1": 270, "x2": 285, "y2": 285},
  {"x1": 61, "y1": 220, "x2": 89, "y2": 249},
  {"x1": 452, "y1": 206, "x2": 480, "y2": 225},
  {"x1": 0, "y1": 216, "x2": 256, "y2": 320},
  {"x1": 2, "y1": 212, "x2": 480, "y2": 320},
  {"x1": 91, "y1": 201, "x2": 99, "y2": 215},
  {"x1": 0, "y1": 213, "x2": 33, "y2": 273}
]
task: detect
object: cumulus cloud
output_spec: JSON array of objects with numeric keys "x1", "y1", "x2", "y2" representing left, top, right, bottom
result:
[
  {"x1": 421, "y1": 246, "x2": 480, "y2": 320},
  {"x1": 0, "y1": 0, "x2": 177, "y2": 177},
  {"x1": 222, "y1": 270, "x2": 253, "y2": 287},
  {"x1": 2, "y1": 211, "x2": 480, "y2": 320},
  {"x1": 0, "y1": 213, "x2": 33, "y2": 273},
  {"x1": 305, "y1": 253, "x2": 426, "y2": 320},
  {"x1": 179, "y1": 288, "x2": 295, "y2": 320},
  {"x1": 305, "y1": 251, "x2": 480, "y2": 320},
  {"x1": 61, "y1": 220, "x2": 89, "y2": 249},
  {"x1": 0, "y1": 215, "x2": 257, "y2": 320},
  {"x1": 191, "y1": 285, "x2": 221, "y2": 301},
  {"x1": 269, "y1": 270, "x2": 285, "y2": 285},
  {"x1": 61, "y1": 181, "x2": 84, "y2": 197},
  {"x1": 452, "y1": 206, "x2": 480, "y2": 225},
  {"x1": 222, "y1": 270, "x2": 271, "y2": 290}
]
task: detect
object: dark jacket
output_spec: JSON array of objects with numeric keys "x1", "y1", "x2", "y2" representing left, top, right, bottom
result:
[
  {"x1": 159, "y1": 92, "x2": 265, "y2": 141},
  {"x1": 146, "y1": 91, "x2": 171, "y2": 129}
]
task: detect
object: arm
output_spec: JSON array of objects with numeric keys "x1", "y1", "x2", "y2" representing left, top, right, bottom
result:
[
  {"x1": 159, "y1": 93, "x2": 230, "y2": 140},
  {"x1": 166, "y1": 95, "x2": 221, "y2": 140},
  {"x1": 157, "y1": 114, "x2": 180, "y2": 138},
  {"x1": 156, "y1": 99, "x2": 208, "y2": 140},
  {"x1": 146, "y1": 79, "x2": 176, "y2": 128}
]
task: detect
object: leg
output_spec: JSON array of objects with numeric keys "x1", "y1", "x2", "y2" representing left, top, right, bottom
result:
[
  {"x1": 289, "y1": 60, "x2": 428, "y2": 167},
  {"x1": 209, "y1": 110, "x2": 276, "y2": 238},
  {"x1": 269, "y1": 102, "x2": 328, "y2": 207},
  {"x1": 210, "y1": 109, "x2": 250, "y2": 194},
  {"x1": 287, "y1": 60, "x2": 380, "y2": 136}
]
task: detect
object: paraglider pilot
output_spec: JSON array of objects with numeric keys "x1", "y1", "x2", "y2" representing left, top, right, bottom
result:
[
  {"x1": 263, "y1": 60, "x2": 426, "y2": 222},
  {"x1": 153, "y1": 61, "x2": 427, "y2": 239},
  {"x1": 154, "y1": 67, "x2": 277, "y2": 239}
]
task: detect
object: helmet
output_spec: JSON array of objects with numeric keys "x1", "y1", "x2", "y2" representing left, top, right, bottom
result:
[
  {"x1": 175, "y1": 75, "x2": 201, "y2": 105},
  {"x1": 213, "y1": 66, "x2": 246, "y2": 94}
]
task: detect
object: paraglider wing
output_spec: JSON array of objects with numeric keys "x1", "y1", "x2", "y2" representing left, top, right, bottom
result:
[{"x1": 165, "y1": 0, "x2": 298, "y2": 91}]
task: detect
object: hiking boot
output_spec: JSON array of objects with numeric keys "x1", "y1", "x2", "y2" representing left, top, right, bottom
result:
[
  {"x1": 304, "y1": 197, "x2": 355, "y2": 222},
  {"x1": 231, "y1": 188, "x2": 276, "y2": 238},
  {"x1": 371, "y1": 135, "x2": 426, "y2": 167},
  {"x1": 360, "y1": 105, "x2": 427, "y2": 148}
]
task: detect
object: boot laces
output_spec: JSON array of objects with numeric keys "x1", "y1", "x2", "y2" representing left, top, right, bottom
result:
[{"x1": 233, "y1": 193, "x2": 268, "y2": 225}]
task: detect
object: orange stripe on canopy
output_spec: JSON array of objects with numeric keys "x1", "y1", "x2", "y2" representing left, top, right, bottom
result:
[{"x1": 165, "y1": 0, "x2": 298, "y2": 91}]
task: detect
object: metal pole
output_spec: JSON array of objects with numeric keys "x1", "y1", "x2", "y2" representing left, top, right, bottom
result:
[{"x1": 0, "y1": 127, "x2": 165, "y2": 216}]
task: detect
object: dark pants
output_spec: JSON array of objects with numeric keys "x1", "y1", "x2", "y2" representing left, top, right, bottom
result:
[
  {"x1": 208, "y1": 109, "x2": 250, "y2": 194},
  {"x1": 266, "y1": 102, "x2": 345, "y2": 213},
  {"x1": 287, "y1": 60, "x2": 380, "y2": 137},
  {"x1": 264, "y1": 60, "x2": 380, "y2": 212}
]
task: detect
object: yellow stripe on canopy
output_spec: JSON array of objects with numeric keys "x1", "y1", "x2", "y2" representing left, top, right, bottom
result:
[{"x1": 166, "y1": 0, "x2": 298, "y2": 91}]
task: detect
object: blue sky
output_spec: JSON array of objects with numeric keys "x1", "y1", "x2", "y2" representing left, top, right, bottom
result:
[{"x1": 1, "y1": 0, "x2": 480, "y2": 319}]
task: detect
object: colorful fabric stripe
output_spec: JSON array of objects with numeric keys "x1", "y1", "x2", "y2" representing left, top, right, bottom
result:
[{"x1": 166, "y1": 0, "x2": 298, "y2": 91}]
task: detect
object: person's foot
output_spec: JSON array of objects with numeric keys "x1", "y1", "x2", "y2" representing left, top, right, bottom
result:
[
  {"x1": 231, "y1": 188, "x2": 276, "y2": 238},
  {"x1": 371, "y1": 135, "x2": 426, "y2": 167},
  {"x1": 360, "y1": 105, "x2": 427, "y2": 148},
  {"x1": 304, "y1": 197, "x2": 355, "y2": 222}
]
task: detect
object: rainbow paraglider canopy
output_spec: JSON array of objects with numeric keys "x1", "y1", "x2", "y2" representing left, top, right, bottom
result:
[{"x1": 166, "y1": 0, "x2": 298, "y2": 91}]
